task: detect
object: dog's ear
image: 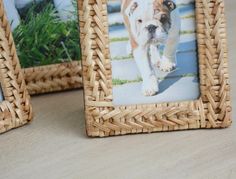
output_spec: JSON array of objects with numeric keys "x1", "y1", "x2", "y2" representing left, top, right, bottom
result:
[
  {"x1": 163, "y1": 0, "x2": 176, "y2": 11},
  {"x1": 127, "y1": 2, "x2": 138, "y2": 16}
]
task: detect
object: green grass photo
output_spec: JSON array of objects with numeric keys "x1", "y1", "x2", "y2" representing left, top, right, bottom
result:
[{"x1": 10, "y1": 0, "x2": 81, "y2": 68}]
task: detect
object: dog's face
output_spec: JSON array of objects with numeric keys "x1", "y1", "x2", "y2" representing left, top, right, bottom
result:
[{"x1": 125, "y1": 0, "x2": 176, "y2": 46}]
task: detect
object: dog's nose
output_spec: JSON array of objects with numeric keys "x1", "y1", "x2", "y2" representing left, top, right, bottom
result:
[{"x1": 147, "y1": 24, "x2": 157, "y2": 33}]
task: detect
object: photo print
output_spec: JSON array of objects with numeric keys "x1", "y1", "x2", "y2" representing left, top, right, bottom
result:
[
  {"x1": 0, "y1": 85, "x2": 3, "y2": 102},
  {"x1": 3, "y1": 0, "x2": 81, "y2": 68},
  {"x1": 108, "y1": 0, "x2": 200, "y2": 105}
]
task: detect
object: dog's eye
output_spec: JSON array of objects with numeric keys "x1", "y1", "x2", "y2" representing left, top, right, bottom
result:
[
  {"x1": 160, "y1": 14, "x2": 168, "y2": 23},
  {"x1": 161, "y1": 14, "x2": 167, "y2": 19},
  {"x1": 137, "y1": 19, "x2": 143, "y2": 23}
]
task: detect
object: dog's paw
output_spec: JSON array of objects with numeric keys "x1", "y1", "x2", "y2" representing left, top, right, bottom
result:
[
  {"x1": 159, "y1": 56, "x2": 176, "y2": 72},
  {"x1": 142, "y1": 75, "x2": 159, "y2": 96}
]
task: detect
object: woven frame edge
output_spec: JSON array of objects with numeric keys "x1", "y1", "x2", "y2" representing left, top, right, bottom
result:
[
  {"x1": 0, "y1": 0, "x2": 33, "y2": 134},
  {"x1": 23, "y1": 61, "x2": 83, "y2": 95}
]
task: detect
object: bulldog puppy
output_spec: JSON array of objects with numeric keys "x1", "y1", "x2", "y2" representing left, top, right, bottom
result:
[{"x1": 121, "y1": 0, "x2": 180, "y2": 96}]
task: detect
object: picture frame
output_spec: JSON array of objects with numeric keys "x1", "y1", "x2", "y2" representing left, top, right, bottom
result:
[
  {"x1": 22, "y1": 61, "x2": 82, "y2": 95},
  {"x1": 1, "y1": 0, "x2": 83, "y2": 95},
  {"x1": 79, "y1": 0, "x2": 232, "y2": 137},
  {"x1": 0, "y1": 1, "x2": 33, "y2": 133}
]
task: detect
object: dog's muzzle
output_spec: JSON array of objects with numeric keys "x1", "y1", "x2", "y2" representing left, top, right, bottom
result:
[
  {"x1": 147, "y1": 23, "x2": 168, "y2": 44},
  {"x1": 147, "y1": 24, "x2": 157, "y2": 34}
]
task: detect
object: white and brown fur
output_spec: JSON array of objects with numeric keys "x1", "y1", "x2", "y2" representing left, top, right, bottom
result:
[{"x1": 121, "y1": 0, "x2": 180, "y2": 96}]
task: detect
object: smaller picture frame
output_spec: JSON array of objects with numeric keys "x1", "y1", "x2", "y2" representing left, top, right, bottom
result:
[
  {"x1": 0, "y1": 2, "x2": 33, "y2": 134},
  {"x1": 2, "y1": 0, "x2": 83, "y2": 95},
  {"x1": 79, "y1": 0, "x2": 232, "y2": 137}
]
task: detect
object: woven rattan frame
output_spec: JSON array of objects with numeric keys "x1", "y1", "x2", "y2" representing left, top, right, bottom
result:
[
  {"x1": 79, "y1": 0, "x2": 232, "y2": 137},
  {"x1": 0, "y1": 0, "x2": 83, "y2": 95},
  {"x1": 23, "y1": 61, "x2": 82, "y2": 95},
  {"x1": 0, "y1": 1, "x2": 33, "y2": 133}
]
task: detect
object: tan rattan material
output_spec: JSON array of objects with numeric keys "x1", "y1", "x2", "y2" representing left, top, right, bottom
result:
[
  {"x1": 23, "y1": 61, "x2": 83, "y2": 95},
  {"x1": 0, "y1": 0, "x2": 33, "y2": 133},
  {"x1": 79, "y1": 0, "x2": 232, "y2": 137}
]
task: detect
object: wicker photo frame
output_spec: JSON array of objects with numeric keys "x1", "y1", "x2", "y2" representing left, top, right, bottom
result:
[
  {"x1": 0, "y1": 0, "x2": 83, "y2": 95},
  {"x1": 0, "y1": 2, "x2": 33, "y2": 133},
  {"x1": 79, "y1": 0, "x2": 232, "y2": 137},
  {"x1": 22, "y1": 61, "x2": 82, "y2": 95}
]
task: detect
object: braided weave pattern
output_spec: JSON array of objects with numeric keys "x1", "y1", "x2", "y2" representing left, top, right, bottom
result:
[
  {"x1": 23, "y1": 61, "x2": 83, "y2": 95},
  {"x1": 79, "y1": 0, "x2": 231, "y2": 137},
  {"x1": 0, "y1": 0, "x2": 33, "y2": 133},
  {"x1": 196, "y1": 0, "x2": 231, "y2": 128}
]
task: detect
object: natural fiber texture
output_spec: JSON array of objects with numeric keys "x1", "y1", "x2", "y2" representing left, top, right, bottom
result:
[
  {"x1": 79, "y1": 0, "x2": 232, "y2": 137},
  {"x1": 23, "y1": 61, "x2": 83, "y2": 95},
  {"x1": 0, "y1": 0, "x2": 33, "y2": 133}
]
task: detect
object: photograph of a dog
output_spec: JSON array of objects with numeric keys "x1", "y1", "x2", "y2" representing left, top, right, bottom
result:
[{"x1": 109, "y1": 0, "x2": 200, "y2": 105}]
